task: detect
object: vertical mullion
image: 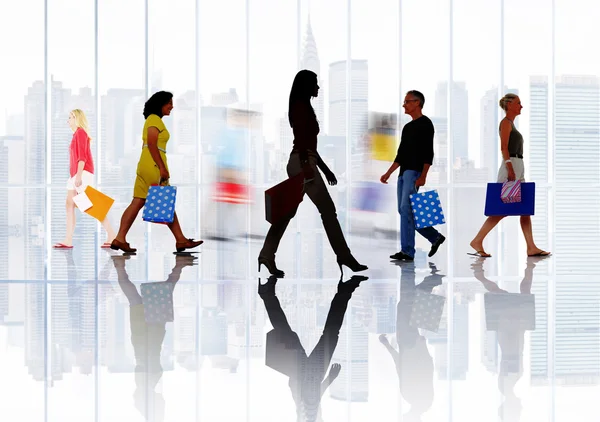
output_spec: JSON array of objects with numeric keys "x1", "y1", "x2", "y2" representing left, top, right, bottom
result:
[{"x1": 446, "y1": 1, "x2": 454, "y2": 421}]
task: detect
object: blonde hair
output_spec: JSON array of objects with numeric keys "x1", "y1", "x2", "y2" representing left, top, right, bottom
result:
[
  {"x1": 499, "y1": 93, "x2": 518, "y2": 112},
  {"x1": 70, "y1": 109, "x2": 92, "y2": 141}
]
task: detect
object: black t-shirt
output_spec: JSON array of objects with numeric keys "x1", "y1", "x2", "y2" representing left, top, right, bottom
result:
[{"x1": 394, "y1": 116, "x2": 435, "y2": 175}]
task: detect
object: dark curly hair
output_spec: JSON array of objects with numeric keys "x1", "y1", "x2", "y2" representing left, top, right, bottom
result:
[{"x1": 143, "y1": 91, "x2": 173, "y2": 119}]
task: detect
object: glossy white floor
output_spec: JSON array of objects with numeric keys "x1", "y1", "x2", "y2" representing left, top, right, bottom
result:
[{"x1": 1, "y1": 206, "x2": 599, "y2": 422}]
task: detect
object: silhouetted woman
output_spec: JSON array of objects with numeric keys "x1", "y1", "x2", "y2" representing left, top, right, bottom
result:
[
  {"x1": 469, "y1": 93, "x2": 550, "y2": 258},
  {"x1": 259, "y1": 70, "x2": 367, "y2": 276},
  {"x1": 110, "y1": 91, "x2": 203, "y2": 254}
]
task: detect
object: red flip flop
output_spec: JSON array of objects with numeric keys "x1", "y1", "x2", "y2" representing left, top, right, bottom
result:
[{"x1": 53, "y1": 243, "x2": 73, "y2": 249}]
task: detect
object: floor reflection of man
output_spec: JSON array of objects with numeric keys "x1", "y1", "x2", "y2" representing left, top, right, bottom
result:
[
  {"x1": 472, "y1": 256, "x2": 545, "y2": 422},
  {"x1": 259, "y1": 275, "x2": 367, "y2": 422},
  {"x1": 380, "y1": 261, "x2": 442, "y2": 422},
  {"x1": 112, "y1": 254, "x2": 196, "y2": 422}
]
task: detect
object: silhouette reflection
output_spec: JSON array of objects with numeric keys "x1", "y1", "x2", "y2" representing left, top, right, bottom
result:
[
  {"x1": 472, "y1": 256, "x2": 545, "y2": 421},
  {"x1": 259, "y1": 275, "x2": 367, "y2": 422},
  {"x1": 380, "y1": 261, "x2": 445, "y2": 422},
  {"x1": 111, "y1": 254, "x2": 196, "y2": 422}
]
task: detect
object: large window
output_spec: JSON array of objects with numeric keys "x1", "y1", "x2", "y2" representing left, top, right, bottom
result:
[{"x1": 2, "y1": 1, "x2": 600, "y2": 419}]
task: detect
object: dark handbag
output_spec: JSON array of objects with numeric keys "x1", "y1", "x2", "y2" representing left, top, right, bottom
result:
[
  {"x1": 265, "y1": 173, "x2": 305, "y2": 224},
  {"x1": 485, "y1": 182, "x2": 535, "y2": 216}
]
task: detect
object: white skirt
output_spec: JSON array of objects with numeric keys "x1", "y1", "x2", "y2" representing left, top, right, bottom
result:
[
  {"x1": 496, "y1": 158, "x2": 525, "y2": 183},
  {"x1": 66, "y1": 170, "x2": 94, "y2": 191}
]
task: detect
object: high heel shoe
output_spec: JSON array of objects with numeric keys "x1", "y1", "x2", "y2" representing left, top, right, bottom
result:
[
  {"x1": 337, "y1": 256, "x2": 368, "y2": 274},
  {"x1": 258, "y1": 257, "x2": 285, "y2": 277}
]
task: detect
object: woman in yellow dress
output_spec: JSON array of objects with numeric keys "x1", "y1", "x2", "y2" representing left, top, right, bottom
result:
[{"x1": 110, "y1": 91, "x2": 203, "y2": 253}]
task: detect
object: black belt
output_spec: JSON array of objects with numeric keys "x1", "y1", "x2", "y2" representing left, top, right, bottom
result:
[{"x1": 509, "y1": 154, "x2": 523, "y2": 159}]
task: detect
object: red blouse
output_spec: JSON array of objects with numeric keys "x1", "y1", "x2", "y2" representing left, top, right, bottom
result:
[{"x1": 69, "y1": 127, "x2": 95, "y2": 177}]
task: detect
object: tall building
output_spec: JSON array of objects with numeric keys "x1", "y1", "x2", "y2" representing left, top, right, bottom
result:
[
  {"x1": 0, "y1": 138, "x2": 8, "y2": 281},
  {"x1": 24, "y1": 81, "x2": 46, "y2": 280},
  {"x1": 300, "y1": 15, "x2": 325, "y2": 126},
  {"x1": 100, "y1": 88, "x2": 145, "y2": 185},
  {"x1": 435, "y1": 81, "x2": 469, "y2": 164},
  {"x1": 328, "y1": 60, "x2": 368, "y2": 144},
  {"x1": 554, "y1": 75, "x2": 600, "y2": 273},
  {"x1": 480, "y1": 88, "x2": 500, "y2": 180},
  {"x1": 529, "y1": 77, "x2": 550, "y2": 250}
]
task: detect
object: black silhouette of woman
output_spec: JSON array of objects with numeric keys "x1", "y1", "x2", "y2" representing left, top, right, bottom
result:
[{"x1": 258, "y1": 70, "x2": 367, "y2": 277}]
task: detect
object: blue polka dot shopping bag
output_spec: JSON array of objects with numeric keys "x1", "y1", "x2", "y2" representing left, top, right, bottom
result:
[
  {"x1": 409, "y1": 190, "x2": 446, "y2": 229},
  {"x1": 143, "y1": 185, "x2": 177, "y2": 224}
]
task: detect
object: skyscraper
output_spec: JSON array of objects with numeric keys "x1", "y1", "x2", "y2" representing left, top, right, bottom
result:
[
  {"x1": 328, "y1": 60, "x2": 368, "y2": 144},
  {"x1": 554, "y1": 75, "x2": 600, "y2": 273},
  {"x1": 435, "y1": 81, "x2": 469, "y2": 164},
  {"x1": 24, "y1": 81, "x2": 46, "y2": 280},
  {"x1": 100, "y1": 88, "x2": 145, "y2": 185},
  {"x1": 529, "y1": 77, "x2": 550, "y2": 250},
  {"x1": 300, "y1": 15, "x2": 325, "y2": 127}
]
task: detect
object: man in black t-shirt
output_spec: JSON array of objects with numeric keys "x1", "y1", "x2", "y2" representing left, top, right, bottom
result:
[{"x1": 380, "y1": 90, "x2": 446, "y2": 261}]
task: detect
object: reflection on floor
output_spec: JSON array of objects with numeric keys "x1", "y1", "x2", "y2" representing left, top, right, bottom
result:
[{"x1": 1, "y1": 238, "x2": 600, "y2": 421}]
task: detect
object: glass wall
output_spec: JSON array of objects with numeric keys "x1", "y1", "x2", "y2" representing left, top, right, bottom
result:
[{"x1": 2, "y1": 0, "x2": 600, "y2": 419}]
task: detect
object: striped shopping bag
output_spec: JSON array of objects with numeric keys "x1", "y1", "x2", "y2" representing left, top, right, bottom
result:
[{"x1": 501, "y1": 180, "x2": 522, "y2": 204}]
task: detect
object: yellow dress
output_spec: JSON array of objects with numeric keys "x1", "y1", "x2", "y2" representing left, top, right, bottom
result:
[{"x1": 134, "y1": 114, "x2": 170, "y2": 198}]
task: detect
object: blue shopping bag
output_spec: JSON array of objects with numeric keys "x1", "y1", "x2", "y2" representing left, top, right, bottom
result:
[
  {"x1": 142, "y1": 185, "x2": 177, "y2": 224},
  {"x1": 409, "y1": 190, "x2": 446, "y2": 229},
  {"x1": 140, "y1": 281, "x2": 175, "y2": 324},
  {"x1": 484, "y1": 182, "x2": 535, "y2": 216}
]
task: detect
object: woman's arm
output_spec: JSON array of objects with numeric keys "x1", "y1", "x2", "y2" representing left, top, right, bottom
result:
[
  {"x1": 146, "y1": 126, "x2": 167, "y2": 171},
  {"x1": 316, "y1": 152, "x2": 330, "y2": 173},
  {"x1": 499, "y1": 119, "x2": 513, "y2": 164},
  {"x1": 73, "y1": 130, "x2": 88, "y2": 182}
]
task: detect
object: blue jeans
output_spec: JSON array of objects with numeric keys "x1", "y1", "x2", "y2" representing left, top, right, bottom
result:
[{"x1": 397, "y1": 170, "x2": 441, "y2": 258}]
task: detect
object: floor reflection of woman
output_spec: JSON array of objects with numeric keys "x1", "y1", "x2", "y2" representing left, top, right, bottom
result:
[
  {"x1": 472, "y1": 256, "x2": 546, "y2": 421},
  {"x1": 112, "y1": 254, "x2": 196, "y2": 421},
  {"x1": 259, "y1": 275, "x2": 366, "y2": 422}
]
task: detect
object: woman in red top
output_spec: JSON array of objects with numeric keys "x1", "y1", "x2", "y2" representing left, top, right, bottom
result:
[
  {"x1": 258, "y1": 70, "x2": 367, "y2": 276},
  {"x1": 53, "y1": 109, "x2": 116, "y2": 249}
]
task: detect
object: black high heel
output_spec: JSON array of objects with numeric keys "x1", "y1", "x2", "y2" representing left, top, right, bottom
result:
[
  {"x1": 258, "y1": 257, "x2": 285, "y2": 277},
  {"x1": 337, "y1": 256, "x2": 368, "y2": 274}
]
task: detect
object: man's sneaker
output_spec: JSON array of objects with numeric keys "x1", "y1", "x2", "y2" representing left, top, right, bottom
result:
[
  {"x1": 428, "y1": 235, "x2": 446, "y2": 258},
  {"x1": 390, "y1": 251, "x2": 414, "y2": 261}
]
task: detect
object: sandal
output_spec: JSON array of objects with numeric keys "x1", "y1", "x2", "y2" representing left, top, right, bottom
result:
[
  {"x1": 53, "y1": 243, "x2": 73, "y2": 249},
  {"x1": 467, "y1": 250, "x2": 491, "y2": 258}
]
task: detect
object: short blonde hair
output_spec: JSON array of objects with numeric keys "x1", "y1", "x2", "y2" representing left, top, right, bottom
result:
[
  {"x1": 499, "y1": 93, "x2": 518, "y2": 112},
  {"x1": 70, "y1": 109, "x2": 92, "y2": 141}
]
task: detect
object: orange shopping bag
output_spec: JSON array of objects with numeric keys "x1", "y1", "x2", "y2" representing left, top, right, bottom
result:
[{"x1": 84, "y1": 186, "x2": 114, "y2": 222}]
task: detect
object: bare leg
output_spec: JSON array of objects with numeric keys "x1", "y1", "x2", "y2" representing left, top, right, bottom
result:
[
  {"x1": 520, "y1": 216, "x2": 550, "y2": 256},
  {"x1": 470, "y1": 216, "x2": 505, "y2": 256},
  {"x1": 166, "y1": 212, "x2": 187, "y2": 243},
  {"x1": 114, "y1": 198, "x2": 146, "y2": 243},
  {"x1": 59, "y1": 190, "x2": 77, "y2": 246},
  {"x1": 101, "y1": 218, "x2": 117, "y2": 243}
]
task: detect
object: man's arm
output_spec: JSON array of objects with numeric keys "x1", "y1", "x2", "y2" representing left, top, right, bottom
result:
[{"x1": 416, "y1": 121, "x2": 435, "y2": 185}]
